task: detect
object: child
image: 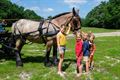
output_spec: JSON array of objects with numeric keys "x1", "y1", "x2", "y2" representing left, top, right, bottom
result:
[
  {"x1": 57, "y1": 25, "x2": 70, "y2": 77},
  {"x1": 75, "y1": 31, "x2": 83, "y2": 77},
  {"x1": 88, "y1": 33, "x2": 96, "y2": 70},
  {"x1": 82, "y1": 32, "x2": 90, "y2": 74}
]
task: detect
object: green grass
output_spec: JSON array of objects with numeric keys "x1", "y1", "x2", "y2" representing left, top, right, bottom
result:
[
  {"x1": 93, "y1": 36, "x2": 120, "y2": 80},
  {"x1": 81, "y1": 27, "x2": 119, "y2": 33},
  {"x1": 0, "y1": 36, "x2": 120, "y2": 80},
  {"x1": 5, "y1": 27, "x2": 11, "y2": 32}
]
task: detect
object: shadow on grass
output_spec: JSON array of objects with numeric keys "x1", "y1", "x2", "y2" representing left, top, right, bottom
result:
[
  {"x1": 0, "y1": 49, "x2": 45, "y2": 64},
  {"x1": 0, "y1": 49, "x2": 16, "y2": 61},
  {"x1": 0, "y1": 50, "x2": 76, "y2": 69},
  {"x1": 62, "y1": 58, "x2": 76, "y2": 71},
  {"x1": 23, "y1": 56, "x2": 45, "y2": 63},
  {"x1": 0, "y1": 50, "x2": 53, "y2": 65}
]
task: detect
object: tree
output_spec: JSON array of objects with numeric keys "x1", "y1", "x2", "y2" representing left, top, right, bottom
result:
[
  {"x1": 0, "y1": 0, "x2": 43, "y2": 26},
  {"x1": 84, "y1": 0, "x2": 120, "y2": 29},
  {"x1": 47, "y1": 16, "x2": 53, "y2": 19}
]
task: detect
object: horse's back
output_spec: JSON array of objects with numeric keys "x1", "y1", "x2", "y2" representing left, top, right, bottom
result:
[
  {"x1": 12, "y1": 19, "x2": 40, "y2": 34},
  {"x1": 11, "y1": 19, "x2": 43, "y2": 43}
]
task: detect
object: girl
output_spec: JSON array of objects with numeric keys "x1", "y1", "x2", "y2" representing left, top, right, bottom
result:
[
  {"x1": 75, "y1": 31, "x2": 83, "y2": 77},
  {"x1": 57, "y1": 25, "x2": 71, "y2": 77},
  {"x1": 88, "y1": 33, "x2": 96, "y2": 70}
]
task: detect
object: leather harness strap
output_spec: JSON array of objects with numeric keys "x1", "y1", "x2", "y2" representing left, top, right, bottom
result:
[{"x1": 38, "y1": 20, "x2": 46, "y2": 44}]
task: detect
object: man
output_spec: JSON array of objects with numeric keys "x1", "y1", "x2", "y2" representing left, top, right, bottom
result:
[{"x1": 0, "y1": 20, "x2": 7, "y2": 33}]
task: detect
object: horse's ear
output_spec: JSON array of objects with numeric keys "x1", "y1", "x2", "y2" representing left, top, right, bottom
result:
[
  {"x1": 72, "y1": 7, "x2": 76, "y2": 16},
  {"x1": 76, "y1": 9, "x2": 79, "y2": 15}
]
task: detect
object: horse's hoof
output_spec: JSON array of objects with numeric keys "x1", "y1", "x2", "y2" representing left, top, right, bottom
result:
[
  {"x1": 53, "y1": 61, "x2": 58, "y2": 66},
  {"x1": 16, "y1": 61, "x2": 23, "y2": 67},
  {"x1": 44, "y1": 62, "x2": 52, "y2": 67},
  {"x1": 53, "y1": 58, "x2": 58, "y2": 66}
]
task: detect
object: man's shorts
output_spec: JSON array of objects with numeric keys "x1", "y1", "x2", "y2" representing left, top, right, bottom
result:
[
  {"x1": 58, "y1": 46, "x2": 66, "y2": 54},
  {"x1": 83, "y1": 56, "x2": 89, "y2": 62}
]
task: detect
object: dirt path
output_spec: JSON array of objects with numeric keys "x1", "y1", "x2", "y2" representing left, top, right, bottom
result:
[{"x1": 67, "y1": 31, "x2": 120, "y2": 38}]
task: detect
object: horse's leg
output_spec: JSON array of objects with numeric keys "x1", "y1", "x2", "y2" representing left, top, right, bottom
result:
[
  {"x1": 15, "y1": 38, "x2": 24, "y2": 67},
  {"x1": 44, "y1": 40, "x2": 53, "y2": 67},
  {"x1": 53, "y1": 38, "x2": 58, "y2": 66}
]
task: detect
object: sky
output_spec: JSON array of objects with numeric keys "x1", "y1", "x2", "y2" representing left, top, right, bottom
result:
[{"x1": 10, "y1": 0, "x2": 109, "y2": 18}]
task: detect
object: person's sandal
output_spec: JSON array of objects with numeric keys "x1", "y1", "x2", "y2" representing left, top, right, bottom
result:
[{"x1": 57, "y1": 72, "x2": 65, "y2": 77}]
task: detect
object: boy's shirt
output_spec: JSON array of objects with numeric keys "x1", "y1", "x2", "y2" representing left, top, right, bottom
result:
[
  {"x1": 83, "y1": 40, "x2": 90, "y2": 56},
  {"x1": 57, "y1": 31, "x2": 66, "y2": 46}
]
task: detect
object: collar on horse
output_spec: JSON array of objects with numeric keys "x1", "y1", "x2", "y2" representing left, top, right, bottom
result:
[{"x1": 38, "y1": 14, "x2": 80, "y2": 44}]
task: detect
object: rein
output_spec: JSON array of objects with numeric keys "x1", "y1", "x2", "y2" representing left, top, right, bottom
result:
[{"x1": 60, "y1": 15, "x2": 80, "y2": 31}]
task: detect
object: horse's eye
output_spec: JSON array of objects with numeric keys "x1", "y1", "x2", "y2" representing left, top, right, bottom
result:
[
  {"x1": 66, "y1": 24, "x2": 68, "y2": 26},
  {"x1": 73, "y1": 20, "x2": 77, "y2": 26}
]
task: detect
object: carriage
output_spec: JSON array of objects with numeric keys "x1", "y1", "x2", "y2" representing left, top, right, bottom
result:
[{"x1": 0, "y1": 31, "x2": 15, "y2": 56}]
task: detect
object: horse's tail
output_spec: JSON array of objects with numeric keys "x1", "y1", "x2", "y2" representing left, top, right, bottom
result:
[
  {"x1": 11, "y1": 20, "x2": 20, "y2": 40},
  {"x1": 11, "y1": 21, "x2": 18, "y2": 35},
  {"x1": 11, "y1": 20, "x2": 26, "y2": 44},
  {"x1": 11, "y1": 21, "x2": 19, "y2": 49}
]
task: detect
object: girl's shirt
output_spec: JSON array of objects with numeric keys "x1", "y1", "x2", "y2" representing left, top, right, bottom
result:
[
  {"x1": 57, "y1": 31, "x2": 66, "y2": 46},
  {"x1": 75, "y1": 39, "x2": 83, "y2": 55},
  {"x1": 89, "y1": 43, "x2": 96, "y2": 55}
]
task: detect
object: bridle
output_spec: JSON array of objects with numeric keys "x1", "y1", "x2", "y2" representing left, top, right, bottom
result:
[{"x1": 61, "y1": 14, "x2": 81, "y2": 32}]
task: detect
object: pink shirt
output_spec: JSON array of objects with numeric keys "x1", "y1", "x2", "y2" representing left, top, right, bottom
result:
[{"x1": 75, "y1": 39, "x2": 83, "y2": 57}]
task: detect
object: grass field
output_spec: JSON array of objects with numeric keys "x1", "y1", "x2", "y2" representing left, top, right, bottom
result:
[
  {"x1": 81, "y1": 27, "x2": 119, "y2": 33},
  {"x1": 0, "y1": 36, "x2": 120, "y2": 80}
]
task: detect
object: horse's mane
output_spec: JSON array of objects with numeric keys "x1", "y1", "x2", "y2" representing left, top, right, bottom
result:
[{"x1": 52, "y1": 12, "x2": 71, "y2": 19}]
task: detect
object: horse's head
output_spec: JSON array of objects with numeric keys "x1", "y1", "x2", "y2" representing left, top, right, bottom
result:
[
  {"x1": 51, "y1": 8, "x2": 81, "y2": 34},
  {"x1": 69, "y1": 8, "x2": 81, "y2": 32}
]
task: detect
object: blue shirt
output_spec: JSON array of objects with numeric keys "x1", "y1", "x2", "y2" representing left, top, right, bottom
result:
[
  {"x1": 0, "y1": 23, "x2": 5, "y2": 32},
  {"x1": 83, "y1": 40, "x2": 90, "y2": 56}
]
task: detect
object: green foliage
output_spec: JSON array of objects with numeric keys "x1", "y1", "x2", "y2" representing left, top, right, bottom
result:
[
  {"x1": 47, "y1": 16, "x2": 53, "y2": 19},
  {"x1": 85, "y1": 0, "x2": 120, "y2": 29},
  {"x1": 0, "y1": 0, "x2": 43, "y2": 26}
]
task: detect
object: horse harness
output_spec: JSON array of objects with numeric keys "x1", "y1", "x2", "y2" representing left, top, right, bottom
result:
[
  {"x1": 14, "y1": 14, "x2": 79, "y2": 44},
  {"x1": 37, "y1": 16, "x2": 75, "y2": 44},
  {"x1": 14, "y1": 20, "x2": 60, "y2": 44}
]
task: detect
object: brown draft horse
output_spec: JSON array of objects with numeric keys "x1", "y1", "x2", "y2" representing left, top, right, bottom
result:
[{"x1": 11, "y1": 8, "x2": 81, "y2": 67}]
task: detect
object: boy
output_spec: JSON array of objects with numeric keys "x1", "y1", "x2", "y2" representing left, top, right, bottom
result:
[{"x1": 83, "y1": 33, "x2": 90, "y2": 74}]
